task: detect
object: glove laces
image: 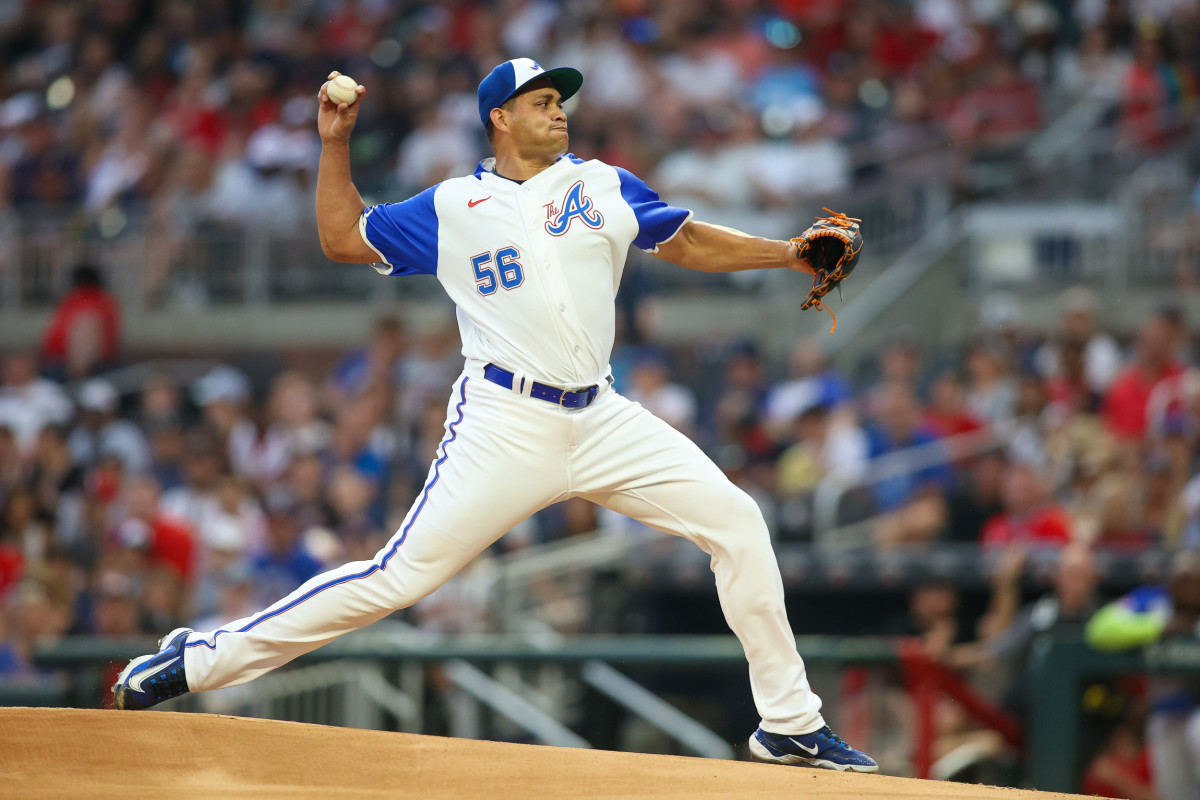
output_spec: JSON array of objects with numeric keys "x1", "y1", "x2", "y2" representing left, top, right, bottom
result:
[{"x1": 811, "y1": 296, "x2": 837, "y2": 334}]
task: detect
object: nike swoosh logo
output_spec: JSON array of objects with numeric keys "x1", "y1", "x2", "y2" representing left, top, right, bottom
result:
[
  {"x1": 789, "y1": 738, "x2": 820, "y2": 755},
  {"x1": 468, "y1": 197, "x2": 491, "y2": 208}
]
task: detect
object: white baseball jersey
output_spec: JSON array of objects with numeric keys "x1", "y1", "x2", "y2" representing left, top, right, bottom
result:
[
  {"x1": 181, "y1": 153, "x2": 827, "y2": 739},
  {"x1": 358, "y1": 154, "x2": 692, "y2": 388}
]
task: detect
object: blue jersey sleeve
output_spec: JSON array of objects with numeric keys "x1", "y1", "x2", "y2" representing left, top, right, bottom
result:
[
  {"x1": 614, "y1": 167, "x2": 692, "y2": 253},
  {"x1": 359, "y1": 185, "x2": 440, "y2": 276}
]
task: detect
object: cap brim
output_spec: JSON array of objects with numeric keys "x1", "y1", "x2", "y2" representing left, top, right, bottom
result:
[{"x1": 514, "y1": 67, "x2": 582, "y2": 104}]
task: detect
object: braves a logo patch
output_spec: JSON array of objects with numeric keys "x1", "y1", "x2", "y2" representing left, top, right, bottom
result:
[{"x1": 544, "y1": 181, "x2": 604, "y2": 236}]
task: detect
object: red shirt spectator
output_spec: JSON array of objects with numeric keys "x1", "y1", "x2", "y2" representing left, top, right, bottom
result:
[
  {"x1": 148, "y1": 516, "x2": 196, "y2": 581},
  {"x1": 949, "y1": 60, "x2": 1043, "y2": 147},
  {"x1": 1104, "y1": 363, "x2": 1184, "y2": 440},
  {"x1": 0, "y1": 544, "x2": 23, "y2": 597},
  {"x1": 1103, "y1": 313, "x2": 1185, "y2": 440},
  {"x1": 981, "y1": 462, "x2": 1072, "y2": 549},
  {"x1": 924, "y1": 372, "x2": 983, "y2": 439},
  {"x1": 117, "y1": 476, "x2": 197, "y2": 582},
  {"x1": 982, "y1": 506, "x2": 1073, "y2": 549},
  {"x1": 872, "y1": 11, "x2": 938, "y2": 76},
  {"x1": 40, "y1": 263, "x2": 120, "y2": 379}
]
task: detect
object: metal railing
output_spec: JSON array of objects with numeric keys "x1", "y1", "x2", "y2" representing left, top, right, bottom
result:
[
  {"x1": 812, "y1": 424, "x2": 1001, "y2": 544},
  {"x1": 0, "y1": 166, "x2": 951, "y2": 315},
  {"x1": 164, "y1": 660, "x2": 402, "y2": 730},
  {"x1": 30, "y1": 631, "x2": 899, "y2": 763}
]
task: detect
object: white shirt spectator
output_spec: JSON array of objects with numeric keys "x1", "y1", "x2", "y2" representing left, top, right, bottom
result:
[
  {"x1": 824, "y1": 416, "x2": 871, "y2": 484},
  {"x1": 396, "y1": 110, "x2": 480, "y2": 191},
  {"x1": 0, "y1": 377, "x2": 72, "y2": 454},
  {"x1": 66, "y1": 378, "x2": 150, "y2": 473},
  {"x1": 228, "y1": 419, "x2": 291, "y2": 487},
  {"x1": 551, "y1": 30, "x2": 648, "y2": 111},
  {"x1": 659, "y1": 48, "x2": 743, "y2": 107},
  {"x1": 1034, "y1": 334, "x2": 1123, "y2": 393},
  {"x1": 68, "y1": 419, "x2": 150, "y2": 474},
  {"x1": 750, "y1": 135, "x2": 850, "y2": 201}
]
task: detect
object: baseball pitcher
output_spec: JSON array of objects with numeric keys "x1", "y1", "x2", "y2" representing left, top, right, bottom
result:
[{"x1": 115, "y1": 58, "x2": 873, "y2": 772}]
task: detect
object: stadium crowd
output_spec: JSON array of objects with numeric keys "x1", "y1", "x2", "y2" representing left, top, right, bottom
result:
[
  {"x1": 3, "y1": 270, "x2": 1200, "y2": 671},
  {"x1": 0, "y1": 0, "x2": 1195, "y2": 242}
]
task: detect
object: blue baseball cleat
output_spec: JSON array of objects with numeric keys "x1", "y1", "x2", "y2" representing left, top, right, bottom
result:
[
  {"x1": 112, "y1": 628, "x2": 192, "y2": 710},
  {"x1": 749, "y1": 725, "x2": 879, "y2": 772}
]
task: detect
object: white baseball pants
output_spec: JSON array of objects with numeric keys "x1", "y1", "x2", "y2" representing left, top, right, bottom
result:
[{"x1": 183, "y1": 364, "x2": 825, "y2": 734}]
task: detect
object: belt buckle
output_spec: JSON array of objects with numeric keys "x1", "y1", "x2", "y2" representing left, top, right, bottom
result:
[{"x1": 558, "y1": 390, "x2": 571, "y2": 407}]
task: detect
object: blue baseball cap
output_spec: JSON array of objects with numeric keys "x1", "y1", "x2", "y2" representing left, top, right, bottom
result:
[{"x1": 477, "y1": 58, "x2": 583, "y2": 128}]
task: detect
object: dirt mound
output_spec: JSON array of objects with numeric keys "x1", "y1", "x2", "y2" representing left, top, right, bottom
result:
[{"x1": 2, "y1": 708, "x2": 1081, "y2": 799}]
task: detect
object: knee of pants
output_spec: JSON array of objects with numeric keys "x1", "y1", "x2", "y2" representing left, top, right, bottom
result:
[
  {"x1": 706, "y1": 485, "x2": 769, "y2": 533},
  {"x1": 703, "y1": 488, "x2": 774, "y2": 557},
  {"x1": 378, "y1": 565, "x2": 447, "y2": 610}
]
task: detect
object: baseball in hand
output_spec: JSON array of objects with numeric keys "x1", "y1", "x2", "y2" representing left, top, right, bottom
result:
[{"x1": 326, "y1": 75, "x2": 360, "y2": 106}]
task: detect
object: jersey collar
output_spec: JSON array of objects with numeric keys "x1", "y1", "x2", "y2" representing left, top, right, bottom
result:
[{"x1": 473, "y1": 153, "x2": 578, "y2": 181}]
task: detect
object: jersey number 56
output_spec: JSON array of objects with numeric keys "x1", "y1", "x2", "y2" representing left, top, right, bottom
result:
[{"x1": 471, "y1": 247, "x2": 525, "y2": 296}]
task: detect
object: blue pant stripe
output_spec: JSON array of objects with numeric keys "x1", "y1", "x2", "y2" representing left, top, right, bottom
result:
[{"x1": 187, "y1": 377, "x2": 470, "y2": 652}]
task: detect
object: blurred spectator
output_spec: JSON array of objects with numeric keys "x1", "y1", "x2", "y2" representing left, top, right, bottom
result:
[
  {"x1": 396, "y1": 105, "x2": 482, "y2": 191},
  {"x1": 749, "y1": 110, "x2": 852, "y2": 205},
  {"x1": 1118, "y1": 31, "x2": 1188, "y2": 152},
  {"x1": 0, "y1": 352, "x2": 73, "y2": 456},
  {"x1": 0, "y1": 425, "x2": 21, "y2": 499},
  {"x1": 944, "y1": 449, "x2": 1008, "y2": 543},
  {"x1": 776, "y1": 396, "x2": 869, "y2": 496},
  {"x1": 39, "y1": 262, "x2": 121, "y2": 381},
  {"x1": 116, "y1": 475, "x2": 195, "y2": 584},
  {"x1": 764, "y1": 337, "x2": 855, "y2": 438},
  {"x1": 948, "y1": 57, "x2": 1044, "y2": 150},
  {"x1": 160, "y1": 437, "x2": 225, "y2": 536},
  {"x1": 90, "y1": 570, "x2": 142, "y2": 637},
  {"x1": 228, "y1": 401, "x2": 290, "y2": 492},
  {"x1": 867, "y1": 381, "x2": 954, "y2": 513},
  {"x1": 1105, "y1": 310, "x2": 1186, "y2": 441},
  {"x1": 865, "y1": 335, "x2": 924, "y2": 418},
  {"x1": 192, "y1": 563, "x2": 256, "y2": 641},
  {"x1": 252, "y1": 500, "x2": 325, "y2": 609},
  {"x1": 869, "y1": 382, "x2": 953, "y2": 547},
  {"x1": 711, "y1": 341, "x2": 773, "y2": 461},
  {"x1": 68, "y1": 378, "x2": 150, "y2": 475},
  {"x1": 139, "y1": 372, "x2": 185, "y2": 433},
  {"x1": 883, "y1": 579, "x2": 970, "y2": 660},
  {"x1": 1035, "y1": 287, "x2": 1123, "y2": 396},
  {"x1": 1080, "y1": 705, "x2": 1157, "y2": 800},
  {"x1": 324, "y1": 316, "x2": 407, "y2": 415},
  {"x1": 270, "y1": 370, "x2": 330, "y2": 460},
  {"x1": 981, "y1": 462, "x2": 1073, "y2": 549},
  {"x1": 924, "y1": 370, "x2": 985, "y2": 440},
  {"x1": 658, "y1": 22, "x2": 744, "y2": 108},
  {"x1": 1058, "y1": 27, "x2": 1132, "y2": 103},
  {"x1": 1087, "y1": 551, "x2": 1200, "y2": 800},
  {"x1": 964, "y1": 544, "x2": 1100, "y2": 703},
  {"x1": 3, "y1": 482, "x2": 49, "y2": 572},
  {"x1": 192, "y1": 365, "x2": 252, "y2": 442},
  {"x1": 624, "y1": 350, "x2": 697, "y2": 436},
  {"x1": 964, "y1": 339, "x2": 1018, "y2": 427},
  {"x1": 29, "y1": 425, "x2": 84, "y2": 545}
]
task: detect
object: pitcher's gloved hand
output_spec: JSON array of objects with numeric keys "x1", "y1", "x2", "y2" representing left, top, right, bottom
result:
[{"x1": 791, "y1": 208, "x2": 863, "y2": 334}]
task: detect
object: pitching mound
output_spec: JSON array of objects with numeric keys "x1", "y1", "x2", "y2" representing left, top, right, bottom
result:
[{"x1": 3, "y1": 708, "x2": 1081, "y2": 799}]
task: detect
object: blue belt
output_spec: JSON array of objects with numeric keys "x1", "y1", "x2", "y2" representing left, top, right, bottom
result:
[{"x1": 484, "y1": 364, "x2": 601, "y2": 409}]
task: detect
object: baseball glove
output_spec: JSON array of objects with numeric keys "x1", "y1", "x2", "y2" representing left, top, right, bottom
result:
[{"x1": 791, "y1": 208, "x2": 863, "y2": 334}]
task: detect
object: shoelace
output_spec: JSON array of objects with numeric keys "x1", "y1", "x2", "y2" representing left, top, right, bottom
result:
[
  {"x1": 147, "y1": 665, "x2": 187, "y2": 701},
  {"x1": 821, "y1": 729, "x2": 853, "y2": 751}
]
